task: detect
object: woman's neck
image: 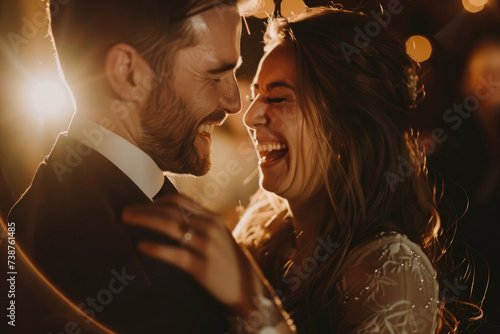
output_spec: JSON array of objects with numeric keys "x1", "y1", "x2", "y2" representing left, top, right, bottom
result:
[{"x1": 287, "y1": 189, "x2": 330, "y2": 251}]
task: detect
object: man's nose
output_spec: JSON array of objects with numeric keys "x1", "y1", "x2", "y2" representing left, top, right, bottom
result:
[{"x1": 219, "y1": 75, "x2": 241, "y2": 114}]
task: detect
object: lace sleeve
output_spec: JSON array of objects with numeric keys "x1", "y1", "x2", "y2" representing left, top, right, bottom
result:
[{"x1": 336, "y1": 232, "x2": 440, "y2": 334}]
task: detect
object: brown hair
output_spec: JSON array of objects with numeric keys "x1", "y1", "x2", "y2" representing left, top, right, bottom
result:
[
  {"x1": 46, "y1": 0, "x2": 257, "y2": 98},
  {"x1": 236, "y1": 7, "x2": 480, "y2": 333}
]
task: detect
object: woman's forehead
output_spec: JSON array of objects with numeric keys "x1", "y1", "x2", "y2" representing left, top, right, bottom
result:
[{"x1": 254, "y1": 44, "x2": 296, "y2": 88}]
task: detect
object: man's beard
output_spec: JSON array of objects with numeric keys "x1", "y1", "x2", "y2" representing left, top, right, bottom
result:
[{"x1": 137, "y1": 81, "x2": 211, "y2": 176}]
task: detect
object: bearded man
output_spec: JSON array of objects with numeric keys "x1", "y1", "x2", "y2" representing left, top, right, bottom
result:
[{"x1": 8, "y1": 0, "x2": 252, "y2": 332}]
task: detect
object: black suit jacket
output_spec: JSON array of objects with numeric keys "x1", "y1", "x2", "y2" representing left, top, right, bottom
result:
[{"x1": 8, "y1": 134, "x2": 228, "y2": 333}]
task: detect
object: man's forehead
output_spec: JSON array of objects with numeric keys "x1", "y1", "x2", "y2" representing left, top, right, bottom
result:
[
  {"x1": 183, "y1": 0, "x2": 239, "y2": 20},
  {"x1": 187, "y1": 3, "x2": 241, "y2": 34},
  {"x1": 174, "y1": 6, "x2": 241, "y2": 74},
  {"x1": 186, "y1": 5, "x2": 241, "y2": 58},
  {"x1": 190, "y1": 15, "x2": 209, "y2": 32}
]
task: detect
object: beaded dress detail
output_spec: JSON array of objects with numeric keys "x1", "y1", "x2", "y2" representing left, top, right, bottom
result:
[{"x1": 336, "y1": 232, "x2": 439, "y2": 333}]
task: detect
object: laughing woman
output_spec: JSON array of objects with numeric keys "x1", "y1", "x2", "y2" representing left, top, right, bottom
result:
[{"x1": 123, "y1": 7, "x2": 469, "y2": 333}]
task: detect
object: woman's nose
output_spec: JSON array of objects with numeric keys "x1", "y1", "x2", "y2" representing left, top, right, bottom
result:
[{"x1": 243, "y1": 94, "x2": 267, "y2": 129}]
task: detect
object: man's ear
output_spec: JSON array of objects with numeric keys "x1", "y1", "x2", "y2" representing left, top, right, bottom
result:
[{"x1": 105, "y1": 43, "x2": 153, "y2": 103}]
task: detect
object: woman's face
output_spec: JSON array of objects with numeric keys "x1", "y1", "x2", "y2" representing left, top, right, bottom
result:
[{"x1": 244, "y1": 44, "x2": 323, "y2": 202}]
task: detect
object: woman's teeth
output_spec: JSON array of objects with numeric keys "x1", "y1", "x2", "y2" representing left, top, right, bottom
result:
[
  {"x1": 256, "y1": 142, "x2": 289, "y2": 163},
  {"x1": 198, "y1": 124, "x2": 215, "y2": 136},
  {"x1": 256, "y1": 143, "x2": 287, "y2": 152}
]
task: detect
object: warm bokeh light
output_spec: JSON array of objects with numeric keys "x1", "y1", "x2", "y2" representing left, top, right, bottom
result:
[
  {"x1": 406, "y1": 35, "x2": 433, "y2": 63},
  {"x1": 25, "y1": 78, "x2": 69, "y2": 118},
  {"x1": 254, "y1": 0, "x2": 306, "y2": 19},
  {"x1": 468, "y1": 0, "x2": 488, "y2": 7},
  {"x1": 462, "y1": 0, "x2": 486, "y2": 13},
  {"x1": 253, "y1": 0, "x2": 274, "y2": 19},
  {"x1": 281, "y1": 0, "x2": 306, "y2": 18}
]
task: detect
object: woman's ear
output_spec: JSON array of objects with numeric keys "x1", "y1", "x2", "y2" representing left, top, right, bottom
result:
[{"x1": 105, "y1": 43, "x2": 153, "y2": 104}]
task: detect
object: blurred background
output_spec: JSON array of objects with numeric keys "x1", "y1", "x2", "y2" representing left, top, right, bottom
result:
[{"x1": 0, "y1": 0, "x2": 499, "y2": 331}]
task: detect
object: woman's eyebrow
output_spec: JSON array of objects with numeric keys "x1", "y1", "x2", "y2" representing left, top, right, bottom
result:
[{"x1": 251, "y1": 81, "x2": 295, "y2": 91}]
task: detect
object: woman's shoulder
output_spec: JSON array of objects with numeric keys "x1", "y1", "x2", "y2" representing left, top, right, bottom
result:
[
  {"x1": 338, "y1": 231, "x2": 438, "y2": 297},
  {"x1": 335, "y1": 231, "x2": 440, "y2": 333},
  {"x1": 341, "y1": 231, "x2": 436, "y2": 277}
]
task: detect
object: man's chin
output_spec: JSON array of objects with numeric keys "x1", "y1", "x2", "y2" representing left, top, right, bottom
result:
[
  {"x1": 162, "y1": 158, "x2": 211, "y2": 177},
  {"x1": 153, "y1": 147, "x2": 211, "y2": 176},
  {"x1": 188, "y1": 158, "x2": 211, "y2": 177}
]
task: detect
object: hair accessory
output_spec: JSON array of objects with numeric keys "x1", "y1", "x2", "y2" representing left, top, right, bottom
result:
[{"x1": 406, "y1": 68, "x2": 418, "y2": 105}]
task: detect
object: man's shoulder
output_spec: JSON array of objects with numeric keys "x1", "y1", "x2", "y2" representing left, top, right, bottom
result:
[
  {"x1": 10, "y1": 137, "x2": 112, "y2": 224},
  {"x1": 13, "y1": 133, "x2": 147, "y2": 209},
  {"x1": 8, "y1": 136, "x2": 150, "y2": 298},
  {"x1": 8, "y1": 134, "x2": 148, "y2": 254}
]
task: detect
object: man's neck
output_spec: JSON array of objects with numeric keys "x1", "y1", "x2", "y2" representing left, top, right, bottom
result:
[
  {"x1": 76, "y1": 101, "x2": 143, "y2": 149},
  {"x1": 68, "y1": 113, "x2": 165, "y2": 200}
]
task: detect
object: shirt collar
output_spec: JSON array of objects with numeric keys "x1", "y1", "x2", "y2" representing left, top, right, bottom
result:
[{"x1": 67, "y1": 115, "x2": 165, "y2": 200}]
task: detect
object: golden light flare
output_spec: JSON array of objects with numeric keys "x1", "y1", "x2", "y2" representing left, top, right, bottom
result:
[
  {"x1": 25, "y1": 77, "x2": 70, "y2": 118},
  {"x1": 253, "y1": 0, "x2": 274, "y2": 19},
  {"x1": 406, "y1": 35, "x2": 433, "y2": 63},
  {"x1": 254, "y1": 0, "x2": 306, "y2": 19},
  {"x1": 468, "y1": 0, "x2": 488, "y2": 6},
  {"x1": 462, "y1": 0, "x2": 487, "y2": 13},
  {"x1": 281, "y1": 0, "x2": 306, "y2": 18}
]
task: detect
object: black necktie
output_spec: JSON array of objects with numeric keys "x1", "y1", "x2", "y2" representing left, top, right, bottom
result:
[{"x1": 153, "y1": 176, "x2": 178, "y2": 200}]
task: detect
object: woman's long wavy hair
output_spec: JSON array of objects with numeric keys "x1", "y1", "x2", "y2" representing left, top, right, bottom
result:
[{"x1": 235, "y1": 7, "x2": 481, "y2": 333}]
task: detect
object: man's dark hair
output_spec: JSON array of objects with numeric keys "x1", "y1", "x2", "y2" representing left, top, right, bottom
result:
[{"x1": 47, "y1": 0, "x2": 245, "y2": 87}]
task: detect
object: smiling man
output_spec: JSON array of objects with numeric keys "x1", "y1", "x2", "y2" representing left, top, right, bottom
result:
[{"x1": 8, "y1": 0, "x2": 253, "y2": 333}]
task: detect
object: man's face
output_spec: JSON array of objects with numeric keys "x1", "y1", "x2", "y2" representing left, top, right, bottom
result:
[{"x1": 139, "y1": 5, "x2": 242, "y2": 176}]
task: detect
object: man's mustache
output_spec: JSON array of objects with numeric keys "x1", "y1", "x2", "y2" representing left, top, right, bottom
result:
[{"x1": 200, "y1": 109, "x2": 227, "y2": 126}]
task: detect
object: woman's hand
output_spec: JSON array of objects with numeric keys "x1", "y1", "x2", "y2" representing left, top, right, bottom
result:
[{"x1": 122, "y1": 193, "x2": 267, "y2": 317}]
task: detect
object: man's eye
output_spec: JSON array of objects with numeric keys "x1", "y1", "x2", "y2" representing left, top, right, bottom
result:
[{"x1": 267, "y1": 98, "x2": 286, "y2": 104}]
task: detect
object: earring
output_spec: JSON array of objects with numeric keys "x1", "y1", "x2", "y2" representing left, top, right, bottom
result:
[{"x1": 337, "y1": 143, "x2": 344, "y2": 161}]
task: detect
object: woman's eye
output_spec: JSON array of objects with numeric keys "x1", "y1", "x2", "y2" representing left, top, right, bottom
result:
[
  {"x1": 267, "y1": 98, "x2": 286, "y2": 104},
  {"x1": 245, "y1": 95, "x2": 286, "y2": 104}
]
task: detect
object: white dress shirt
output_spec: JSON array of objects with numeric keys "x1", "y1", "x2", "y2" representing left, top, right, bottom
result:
[{"x1": 67, "y1": 115, "x2": 165, "y2": 200}]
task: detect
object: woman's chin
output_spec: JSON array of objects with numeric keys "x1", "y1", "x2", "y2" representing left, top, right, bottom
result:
[{"x1": 260, "y1": 178, "x2": 291, "y2": 199}]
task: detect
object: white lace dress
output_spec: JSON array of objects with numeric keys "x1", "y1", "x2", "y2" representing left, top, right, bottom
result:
[{"x1": 335, "y1": 232, "x2": 440, "y2": 333}]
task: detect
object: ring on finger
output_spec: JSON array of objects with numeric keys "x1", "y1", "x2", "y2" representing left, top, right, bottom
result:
[{"x1": 180, "y1": 226, "x2": 193, "y2": 246}]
